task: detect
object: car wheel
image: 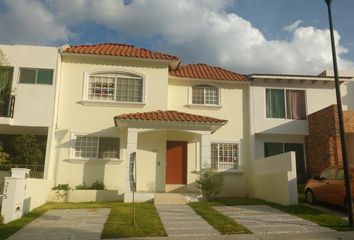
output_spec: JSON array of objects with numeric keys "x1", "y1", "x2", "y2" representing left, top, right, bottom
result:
[{"x1": 305, "y1": 189, "x2": 315, "y2": 204}]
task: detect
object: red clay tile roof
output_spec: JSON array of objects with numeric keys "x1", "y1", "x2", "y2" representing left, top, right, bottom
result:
[
  {"x1": 170, "y1": 64, "x2": 249, "y2": 82},
  {"x1": 114, "y1": 110, "x2": 227, "y2": 124},
  {"x1": 63, "y1": 43, "x2": 180, "y2": 61}
]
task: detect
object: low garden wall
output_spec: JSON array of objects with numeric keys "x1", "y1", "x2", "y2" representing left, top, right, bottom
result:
[
  {"x1": 251, "y1": 152, "x2": 298, "y2": 205},
  {"x1": 48, "y1": 190, "x2": 122, "y2": 202},
  {"x1": 24, "y1": 178, "x2": 53, "y2": 212}
]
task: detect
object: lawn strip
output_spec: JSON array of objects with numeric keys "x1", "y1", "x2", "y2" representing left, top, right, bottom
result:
[
  {"x1": 0, "y1": 201, "x2": 167, "y2": 240},
  {"x1": 267, "y1": 202, "x2": 352, "y2": 231},
  {"x1": 189, "y1": 202, "x2": 251, "y2": 234},
  {"x1": 101, "y1": 203, "x2": 166, "y2": 238}
]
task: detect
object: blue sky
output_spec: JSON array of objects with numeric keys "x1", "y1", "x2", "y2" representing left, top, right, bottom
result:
[{"x1": 0, "y1": 0, "x2": 353, "y2": 74}]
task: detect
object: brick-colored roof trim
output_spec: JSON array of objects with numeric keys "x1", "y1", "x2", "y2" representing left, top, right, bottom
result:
[
  {"x1": 63, "y1": 43, "x2": 180, "y2": 61},
  {"x1": 170, "y1": 63, "x2": 249, "y2": 82},
  {"x1": 114, "y1": 110, "x2": 227, "y2": 124}
]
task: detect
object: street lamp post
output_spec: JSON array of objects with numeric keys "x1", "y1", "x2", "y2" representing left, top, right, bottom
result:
[{"x1": 324, "y1": 0, "x2": 353, "y2": 227}]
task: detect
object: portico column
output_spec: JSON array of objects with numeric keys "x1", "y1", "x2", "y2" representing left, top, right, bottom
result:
[
  {"x1": 200, "y1": 132, "x2": 211, "y2": 169},
  {"x1": 125, "y1": 129, "x2": 138, "y2": 193}
]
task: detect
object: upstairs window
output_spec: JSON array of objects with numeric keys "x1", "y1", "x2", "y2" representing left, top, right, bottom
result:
[
  {"x1": 74, "y1": 135, "x2": 120, "y2": 159},
  {"x1": 86, "y1": 72, "x2": 143, "y2": 103},
  {"x1": 192, "y1": 85, "x2": 219, "y2": 105},
  {"x1": 266, "y1": 89, "x2": 306, "y2": 119},
  {"x1": 19, "y1": 68, "x2": 53, "y2": 85}
]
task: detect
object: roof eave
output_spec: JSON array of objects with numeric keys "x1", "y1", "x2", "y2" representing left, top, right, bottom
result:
[{"x1": 168, "y1": 75, "x2": 251, "y2": 84}]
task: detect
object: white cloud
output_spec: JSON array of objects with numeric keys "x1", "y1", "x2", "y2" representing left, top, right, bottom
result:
[
  {"x1": 0, "y1": 0, "x2": 353, "y2": 74},
  {"x1": 0, "y1": 0, "x2": 71, "y2": 45},
  {"x1": 283, "y1": 20, "x2": 303, "y2": 32}
]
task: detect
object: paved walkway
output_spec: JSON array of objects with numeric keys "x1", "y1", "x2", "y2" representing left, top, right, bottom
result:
[
  {"x1": 214, "y1": 205, "x2": 334, "y2": 234},
  {"x1": 155, "y1": 204, "x2": 219, "y2": 237},
  {"x1": 7, "y1": 208, "x2": 110, "y2": 240}
]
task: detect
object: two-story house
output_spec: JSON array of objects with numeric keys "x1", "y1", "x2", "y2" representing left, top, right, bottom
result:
[
  {"x1": 0, "y1": 44, "x2": 59, "y2": 175},
  {"x1": 43, "y1": 44, "x2": 252, "y2": 202}
]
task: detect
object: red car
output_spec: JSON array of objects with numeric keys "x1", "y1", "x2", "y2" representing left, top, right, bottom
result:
[{"x1": 305, "y1": 166, "x2": 354, "y2": 210}]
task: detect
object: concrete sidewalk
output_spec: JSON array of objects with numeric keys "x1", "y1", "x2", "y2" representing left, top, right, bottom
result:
[{"x1": 115, "y1": 231, "x2": 354, "y2": 240}]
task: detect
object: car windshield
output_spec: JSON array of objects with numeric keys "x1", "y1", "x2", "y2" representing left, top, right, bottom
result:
[{"x1": 320, "y1": 167, "x2": 336, "y2": 180}]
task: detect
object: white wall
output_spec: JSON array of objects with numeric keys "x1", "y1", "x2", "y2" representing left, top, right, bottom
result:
[
  {"x1": 251, "y1": 152, "x2": 298, "y2": 205},
  {"x1": 0, "y1": 45, "x2": 58, "y2": 127}
]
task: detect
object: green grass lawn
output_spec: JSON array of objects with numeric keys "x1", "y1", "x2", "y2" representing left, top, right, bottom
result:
[
  {"x1": 0, "y1": 202, "x2": 166, "y2": 240},
  {"x1": 189, "y1": 201, "x2": 252, "y2": 234}
]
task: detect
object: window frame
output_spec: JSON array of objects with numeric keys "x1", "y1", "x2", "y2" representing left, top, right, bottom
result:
[
  {"x1": 82, "y1": 70, "x2": 146, "y2": 106},
  {"x1": 211, "y1": 141, "x2": 241, "y2": 172},
  {"x1": 18, "y1": 67, "x2": 54, "y2": 85},
  {"x1": 265, "y1": 87, "x2": 307, "y2": 120},
  {"x1": 69, "y1": 132, "x2": 122, "y2": 161},
  {"x1": 189, "y1": 84, "x2": 221, "y2": 107}
]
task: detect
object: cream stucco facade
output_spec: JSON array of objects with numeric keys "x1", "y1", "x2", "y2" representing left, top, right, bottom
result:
[{"x1": 45, "y1": 52, "x2": 252, "y2": 201}]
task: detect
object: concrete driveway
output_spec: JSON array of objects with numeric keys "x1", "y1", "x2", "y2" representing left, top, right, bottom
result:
[{"x1": 7, "y1": 208, "x2": 110, "y2": 240}]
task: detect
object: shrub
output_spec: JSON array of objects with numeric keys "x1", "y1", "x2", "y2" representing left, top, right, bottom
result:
[
  {"x1": 0, "y1": 214, "x2": 4, "y2": 225},
  {"x1": 52, "y1": 184, "x2": 71, "y2": 191},
  {"x1": 75, "y1": 183, "x2": 89, "y2": 190},
  {"x1": 196, "y1": 169, "x2": 224, "y2": 201},
  {"x1": 90, "y1": 180, "x2": 106, "y2": 190}
]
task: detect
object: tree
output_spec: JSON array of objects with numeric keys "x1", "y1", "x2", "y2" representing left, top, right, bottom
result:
[
  {"x1": 12, "y1": 135, "x2": 44, "y2": 172},
  {"x1": 0, "y1": 147, "x2": 9, "y2": 164},
  {"x1": 0, "y1": 49, "x2": 10, "y2": 66}
]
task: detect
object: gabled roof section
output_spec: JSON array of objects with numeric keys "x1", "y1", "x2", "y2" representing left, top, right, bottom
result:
[
  {"x1": 114, "y1": 110, "x2": 227, "y2": 124},
  {"x1": 63, "y1": 43, "x2": 180, "y2": 62},
  {"x1": 170, "y1": 63, "x2": 249, "y2": 82}
]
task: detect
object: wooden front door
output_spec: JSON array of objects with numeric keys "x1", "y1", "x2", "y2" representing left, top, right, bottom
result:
[{"x1": 166, "y1": 141, "x2": 187, "y2": 184}]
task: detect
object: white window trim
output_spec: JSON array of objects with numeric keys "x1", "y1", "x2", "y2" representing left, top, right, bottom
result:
[
  {"x1": 264, "y1": 87, "x2": 307, "y2": 120},
  {"x1": 18, "y1": 67, "x2": 54, "y2": 85},
  {"x1": 211, "y1": 140, "x2": 242, "y2": 173},
  {"x1": 66, "y1": 132, "x2": 123, "y2": 164},
  {"x1": 82, "y1": 70, "x2": 147, "y2": 106},
  {"x1": 187, "y1": 85, "x2": 223, "y2": 109}
]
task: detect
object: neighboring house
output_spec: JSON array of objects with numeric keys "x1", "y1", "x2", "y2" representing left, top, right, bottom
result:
[
  {"x1": 249, "y1": 72, "x2": 354, "y2": 182},
  {"x1": 306, "y1": 105, "x2": 354, "y2": 176},
  {"x1": 44, "y1": 43, "x2": 251, "y2": 201},
  {"x1": 0, "y1": 45, "x2": 59, "y2": 173}
]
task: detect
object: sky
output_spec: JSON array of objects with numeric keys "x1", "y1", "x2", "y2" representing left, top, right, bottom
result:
[{"x1": 0, "y1": 0, "x2": 353, "y2": 75}]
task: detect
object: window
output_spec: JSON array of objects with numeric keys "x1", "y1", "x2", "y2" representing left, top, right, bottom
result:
[
  {"x1": 19, "y1": 68, "x2": 53, "y2": 85},
  {"x1": 264, "y1": 142, "x2": 306, "y2": 182},
  {"x1": 264, "y1": 142, "x2": 284, "y2": 157},
  {"x1": 86, "y1": 72, "x2": 143, "y2": 102},
  {"x1": 211, "y1": 143, "x2": 239, "y2": 171},
  {"x1": 266, "y1": 89, "x2": 306, "y2": 119},
  {"x1": 336, "y1": 169, "x2": 345, "y2": 180},
  {"x1": 320, "y1": 167, "x2": 336, "y2": 180},
  {"x1": 74, "y1": 136, "x2": 120, "y2": 159},
  {"x1": 192, "y1": 85, "x2": 218, "y2": 105}
]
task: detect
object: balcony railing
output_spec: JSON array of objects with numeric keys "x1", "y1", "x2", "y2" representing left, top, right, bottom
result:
[{"x1": 0, "y1": 95, "x2": 15, "y2": 118}]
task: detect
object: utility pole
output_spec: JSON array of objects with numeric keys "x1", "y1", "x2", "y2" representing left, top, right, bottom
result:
[{"x1": 324, "y1": 0, "x2": 353, "y2": 227}]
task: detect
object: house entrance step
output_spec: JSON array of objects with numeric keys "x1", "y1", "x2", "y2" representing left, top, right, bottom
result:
[{"x1": 154, "y1": 193, "x2": 186, "y2": 205}]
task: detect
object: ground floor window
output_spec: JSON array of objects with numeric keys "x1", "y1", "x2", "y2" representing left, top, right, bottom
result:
[
  {"x1": 211, "y1": 143, "x2": 239, "y2": 171},
  {"x1": 264, "y1": 142, "x2": 306, "y2": 182},
  {"x1": 74, "y1": 136, "x2": 120, "y2": 159}
]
